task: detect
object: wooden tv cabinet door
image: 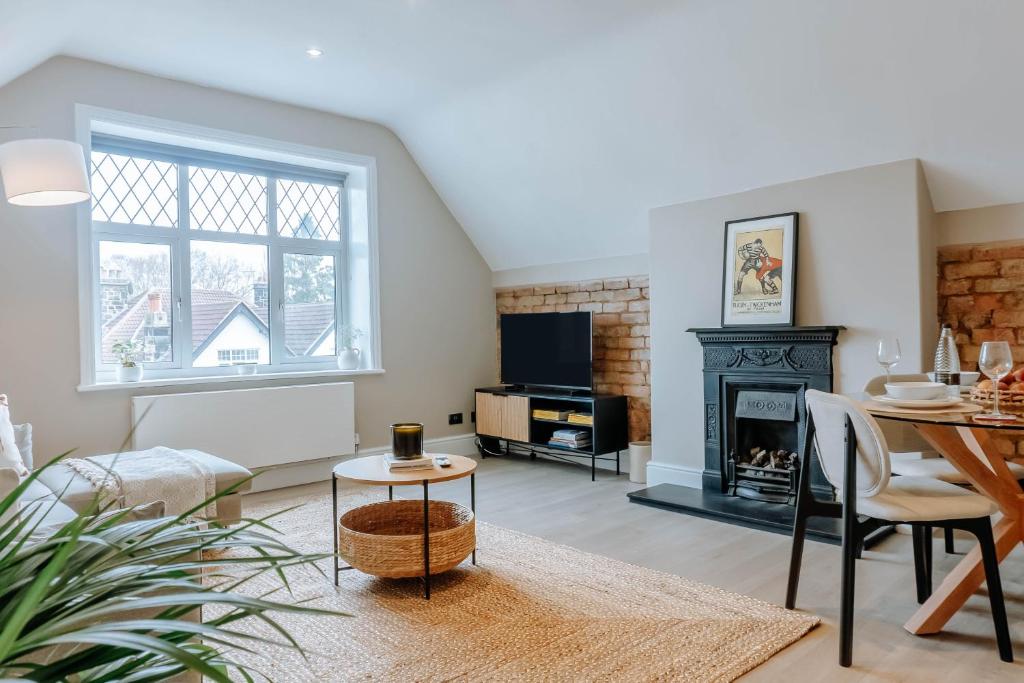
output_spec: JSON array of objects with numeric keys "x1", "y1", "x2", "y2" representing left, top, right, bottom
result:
[
  {"x1": 476, "y1": 392, "x2": 530, "y2": 441},
  {"x1": 501, "y1": 395, "x2": 530, "y2": 442},
  {"x1": 476, "y1": 392, "x2": 505, "y2": 437}
]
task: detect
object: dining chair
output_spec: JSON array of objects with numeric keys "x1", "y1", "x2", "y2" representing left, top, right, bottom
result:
[
  {"x1": 786, "y1": 390, "x2": 1012, "y2": 667},
  {"x1": 865, "y1": 374, "x2": 1024, "y2": 554}
]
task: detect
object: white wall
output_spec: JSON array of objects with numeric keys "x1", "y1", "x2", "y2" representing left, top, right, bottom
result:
[
  {"x1": 492, "y1": 253, "x2": 649, "y2": 288},
  {"x1": 648, "y1": 160, "x2": 934, "y2": 486},
  {"x1": 0, "y1": 57, "x2": 496, "y2": 462},
  {"x1": 936, "y1": 201, "x2": 1024, "y2": 246}
]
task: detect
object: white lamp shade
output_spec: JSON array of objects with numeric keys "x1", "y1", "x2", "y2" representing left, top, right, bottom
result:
[{"x1": 0, "y1": 138, "x2": 90, "y2": 206}]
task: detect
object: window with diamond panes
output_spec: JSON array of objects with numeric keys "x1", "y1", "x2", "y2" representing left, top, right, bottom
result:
[
  {"x1": 277, "y1": 179, "x2": 342, "y2": 241},
  {"x1": 91, "y1": 151, "x2": 178, "y2": 227},
  {"x1": 86, "y1": 130, "x2": 374, "y2": 384},
  {"x1": 189, "y1": 166, "x2": 268, "y2": 235}
]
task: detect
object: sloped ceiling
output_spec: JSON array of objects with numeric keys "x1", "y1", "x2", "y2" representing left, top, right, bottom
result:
[{"x1": 1, "y1": 0, "x2": 1022, "y2": 270}]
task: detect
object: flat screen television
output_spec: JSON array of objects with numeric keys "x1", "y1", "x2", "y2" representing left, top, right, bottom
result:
[{"x1": 500, "y1": 312, "x2": 593, "y2": 390}]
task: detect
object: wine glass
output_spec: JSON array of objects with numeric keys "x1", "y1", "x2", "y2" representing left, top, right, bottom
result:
[
  {"x1": 978, "y1": 341, "x2": 1015, "y2": 420},
  {"x1": 877, "y1": 336, "x2": 902, "y2": 386}
]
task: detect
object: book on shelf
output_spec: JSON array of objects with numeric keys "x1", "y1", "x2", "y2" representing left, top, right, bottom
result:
[
  {"x1": 566, "y1": 412, "x2": 593, "y2": 425},
  {"x1": 548, "y1": 428, "x2": 591, "y2": 449},
  {"x1": 384, "y1": 453, "x2": 435, "y2": 471},
  {"x1": 533, "y1": 409, "x2": 571, "y2": 421}
]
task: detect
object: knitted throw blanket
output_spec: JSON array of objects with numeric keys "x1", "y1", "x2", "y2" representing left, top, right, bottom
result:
[{"x1": 63, "y1": 447, "x2": 216, "y2": 519}]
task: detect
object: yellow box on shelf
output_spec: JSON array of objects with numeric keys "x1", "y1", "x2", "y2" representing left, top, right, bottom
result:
[
  {"x1": 532, "y1": 409, "x2": 570, "y2": 421},
  {"x1": 567, "y1": 413, "x2": 594, "y2": 426}
]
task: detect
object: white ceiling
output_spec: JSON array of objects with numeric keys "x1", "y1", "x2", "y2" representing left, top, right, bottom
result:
[{"x1": 2, "y1": 0, "x2": 1022, "y2": 270}]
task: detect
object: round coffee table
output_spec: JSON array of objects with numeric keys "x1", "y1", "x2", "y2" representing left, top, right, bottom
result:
[{"x1": 332, "y1": 453, "x2": 477, "y2": 599}]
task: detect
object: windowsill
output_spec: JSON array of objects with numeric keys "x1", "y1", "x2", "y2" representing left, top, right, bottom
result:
[{"x1": 77, "y1": 367, "x2": 385, "y2": 393}]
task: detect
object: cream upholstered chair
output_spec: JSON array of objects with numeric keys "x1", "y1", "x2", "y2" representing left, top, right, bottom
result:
[
  {"x1": 786, "y1": 390, "x2": 1011, "y2": 667},
  {"x1": 865, "y1": 374, "x2": 1024, "y2": 553}
]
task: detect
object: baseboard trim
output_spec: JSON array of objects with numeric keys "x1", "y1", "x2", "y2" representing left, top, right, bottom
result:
[
  {"x1": 246, "y1": 433, "x2": 479, "y2": 493},
  {"x1": 645, "y1": 461, "x2": 703, "y2": 489}
]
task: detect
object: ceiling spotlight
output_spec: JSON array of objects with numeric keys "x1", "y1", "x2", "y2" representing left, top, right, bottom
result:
[{"x1": 306, "y1": 47, "x2": 324, "y2": 58}]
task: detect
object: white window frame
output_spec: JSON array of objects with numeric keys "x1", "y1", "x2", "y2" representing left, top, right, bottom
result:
[{"x1": 75, "y1": 105, "x2": 382, "y2": 389}]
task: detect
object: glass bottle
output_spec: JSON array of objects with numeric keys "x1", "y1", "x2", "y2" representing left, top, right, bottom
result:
[{"x1": 934, "y1": 324, "x2": 961, "y2": 395}]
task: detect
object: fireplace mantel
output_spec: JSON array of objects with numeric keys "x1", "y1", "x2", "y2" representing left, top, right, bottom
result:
[{"x1": 687, "y1": 326, "x2": 844, "y2": 374}]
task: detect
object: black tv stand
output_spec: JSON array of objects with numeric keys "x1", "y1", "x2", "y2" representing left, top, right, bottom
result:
[{"x1": 474, "y1": 386, "x2": 628, "y2": 481}]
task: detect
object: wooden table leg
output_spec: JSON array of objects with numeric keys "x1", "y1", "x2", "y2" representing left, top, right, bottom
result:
[
  {"x1": 904, "y1": 517, "x2": 1020, "y2": 634},
  {"x1": 903, "y1": 423, "x2": 1024, "y2": 635}
]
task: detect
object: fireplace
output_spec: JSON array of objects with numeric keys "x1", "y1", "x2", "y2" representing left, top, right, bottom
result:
[
  {"x1": 694, "y1": 326, "x2": 842, "y2": 501},
  {"x1": 727, "y1": 388, "x2": 800, "y2": 503},
  {"x1": 628, "y1": 325, "x2": 845, "y2": 542}
]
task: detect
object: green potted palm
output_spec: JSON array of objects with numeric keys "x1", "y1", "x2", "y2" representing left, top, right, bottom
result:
[
  {"x1": 112, "y1": 339, "x2": 144, "y2": 382},
  {"x1": 0, "y1": 456, "x2": 345, "y2": 681}
]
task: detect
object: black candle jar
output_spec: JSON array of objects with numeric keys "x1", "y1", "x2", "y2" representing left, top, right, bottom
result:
[{"x1": 391, "y1": 423, "x2": 424, "y2": 460}]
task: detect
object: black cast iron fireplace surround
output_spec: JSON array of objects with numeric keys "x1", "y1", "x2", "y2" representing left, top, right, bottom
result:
[{"x1": 628, "y1": 325, "x2": 852, "y2": 543}]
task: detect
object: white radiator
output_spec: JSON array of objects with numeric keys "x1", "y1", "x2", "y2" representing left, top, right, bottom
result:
[{"x1": 131, "y1": 382, "x2": 355, "y2": 469}]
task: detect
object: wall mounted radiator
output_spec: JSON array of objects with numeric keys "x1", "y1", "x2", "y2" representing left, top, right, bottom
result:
[{"x1": 131, "y1": 382, "x2": 356, "y2": 469}]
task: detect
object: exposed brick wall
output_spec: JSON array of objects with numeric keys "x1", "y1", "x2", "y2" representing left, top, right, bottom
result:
[
  {"x1": 495, "y1": 276, "x2": 651, "y2": 442},
  {"x1": 938, "y1": 240, "x2": 1024, "y2": 457}
]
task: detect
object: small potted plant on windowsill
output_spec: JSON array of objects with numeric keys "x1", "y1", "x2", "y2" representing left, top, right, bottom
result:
[
  {"x1": 112, "y1": 339, "x2": 144, "y2": 382},
  {"x1": 337, "y1": 325, "x2": 365, "y2": 371}
]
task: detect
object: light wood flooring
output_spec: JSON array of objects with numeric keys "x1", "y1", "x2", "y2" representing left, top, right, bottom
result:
[{"x1": 248, "y1": 453, "x2": 1024, "y2": 681}]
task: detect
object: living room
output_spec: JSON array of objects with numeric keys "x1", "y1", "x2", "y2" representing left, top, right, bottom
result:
[{"x1": 1, "y1": 1, "x2": 1022, "y2": 681}]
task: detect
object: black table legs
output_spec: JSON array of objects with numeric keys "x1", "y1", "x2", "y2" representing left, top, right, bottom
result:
[
  {"x1": 334, "y1": 470, "x2": 477, "y2": 600},
  {"x1": 333, "y1": 474, "x2": 338, "y2": 586},
  {"x1": 422, "y1": 479, "x2": 431, "y2": 599},
  {"x1": 471, "y1": 472, "x2": 477, "y2": 565},
  {"x1": 332, "y1": 475, "x2": 354, "y2": 586}
]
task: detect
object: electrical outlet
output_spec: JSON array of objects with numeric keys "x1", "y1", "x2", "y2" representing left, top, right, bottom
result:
[{"x1": 448, "y1": 412, "x2": 463, "y2": 425}]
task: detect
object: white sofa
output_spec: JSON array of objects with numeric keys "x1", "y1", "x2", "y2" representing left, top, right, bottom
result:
[{"x1": 1, "y1": 423, "x2": 252, "y2": 527}]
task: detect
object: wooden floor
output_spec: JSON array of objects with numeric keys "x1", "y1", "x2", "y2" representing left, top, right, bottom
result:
[{"x1": 248, "y1": 453, "x2": 1024, "y2": 681}]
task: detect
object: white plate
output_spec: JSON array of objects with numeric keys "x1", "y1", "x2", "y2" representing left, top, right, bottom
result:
[{"x1": 872, "y1": 394, "x2": 963, "y2": 409}]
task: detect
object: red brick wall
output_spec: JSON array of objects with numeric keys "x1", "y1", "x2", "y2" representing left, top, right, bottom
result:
[
  {"x1": 495, "y1": 276, "x2": 651, "y2": 441},
  {"x1": 938, "y1": 240, "x2": 1024, "y2": 457},
  {"x1": 938, "y1": 241, "x2": 1024, "y2": 371}
]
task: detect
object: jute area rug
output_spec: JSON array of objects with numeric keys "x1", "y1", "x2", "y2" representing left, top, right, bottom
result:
[{"x1": 226, "y1": 491, "x2": 818, "y2": 682}]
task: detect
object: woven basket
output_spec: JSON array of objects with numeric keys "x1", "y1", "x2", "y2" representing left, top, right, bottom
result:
[
  {"x1": 969, "y1": 387, "x2": 1024, "y2": 415},
  {"x1": 338, "y1": 500, "x2": 475, "y2": 578}
]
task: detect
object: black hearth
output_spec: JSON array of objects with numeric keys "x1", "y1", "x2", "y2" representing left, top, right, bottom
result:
[{"x1": 628, "y1": 325, "x2": 846, "y2": 543}]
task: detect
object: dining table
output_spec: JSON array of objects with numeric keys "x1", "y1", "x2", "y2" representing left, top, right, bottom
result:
[{"x1": 857, "y1": 392, "x2": 1024, "y2": 636}]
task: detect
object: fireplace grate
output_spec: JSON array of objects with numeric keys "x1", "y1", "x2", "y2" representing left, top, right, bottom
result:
[{"x1": 727, "y1": 448, "x2": 799, "y2": 504}]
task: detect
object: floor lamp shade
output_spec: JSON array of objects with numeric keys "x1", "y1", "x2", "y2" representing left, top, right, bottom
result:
[{"x1": 0, "y1": 138, "x2": 90, "y2": 206}]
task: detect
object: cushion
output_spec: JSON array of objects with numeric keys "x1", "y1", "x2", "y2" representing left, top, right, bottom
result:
[
  {"x1": 13, "y1": 477, "x2": 79, "y2": 531},
  {"x1": 0, "y1": 395, "x2": 28, "y2": 478},
  {"x1": 13, "y1": 423, "x2": 32, "y2": 470},
  {"x1": 856, "y1": 475, "x2": 997, "y2": 522},
  {"x1": 35, "y1": 449, "x2": 253, "y2": 515},
  {"x1": 892, "y1": 457, "x2": 1024, "y2": 483}
]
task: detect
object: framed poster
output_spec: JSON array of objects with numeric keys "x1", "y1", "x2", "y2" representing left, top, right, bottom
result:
[{"x1": 721, "y1": 212, "x2": 798, "y2": 326}]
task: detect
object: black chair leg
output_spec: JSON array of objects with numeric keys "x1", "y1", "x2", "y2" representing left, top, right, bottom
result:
[
  {"x1": 970, "y1": 519, "x2": 1013, "y2": 663},
  {"x1": 924, "y1": 525, "x2": 933, "y2": 598},
  {"x1": 839, "y1": 519, "x2": 858, "y2": 667},
  {"x1": 786, "y1": 502, "x2": 808, "y2": 610},
  {"x1": 787, "y1": 417, "x2": 817, "y2": 611},
  {"x1": 839, "y1": 415, "x2": 858, "y2": 668},
  {"x1": 944, "y1": 527, "x2": 956, "y2": 554},
  {"x1": 912, "y1": 525, "x2": 929, "y2": 604}
]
